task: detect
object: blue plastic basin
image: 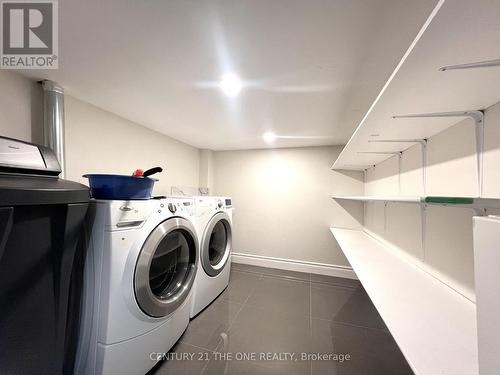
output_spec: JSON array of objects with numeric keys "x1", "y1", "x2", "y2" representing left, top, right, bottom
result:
[{"x1": 83, "y1": 174, "x2": 156, "y2": 200}]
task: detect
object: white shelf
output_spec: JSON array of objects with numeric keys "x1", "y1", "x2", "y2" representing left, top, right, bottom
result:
[
  {"x1": 332, "y1": 195, "x2": 500, "y2": 209},
  {"x1": 332, "y1": 195, "x2": 421, "y2": 203},
  {"x1": 330, "y1": 227, "x2": 478, "y2": 375},
  {"x1": 333, "y1": 0, "x2": 500, "y2": 170}
]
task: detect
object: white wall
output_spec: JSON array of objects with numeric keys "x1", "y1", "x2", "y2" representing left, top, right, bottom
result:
[
  {"x1": 0, "y1": 71, "x2": 372, "y2": 279},
  {"x1": 198, "y1": 149, "x2": 214, "y2": 194},
  {"x1": 64, "y1": 96, "x2": 200, "y2": 196},
  {"x1": 364, "y1": 100, "x2": 500, "y2": 302},
  {"x1": 0, "y1": 71, "x2": 200, "y2": 196},
  {"x1": 213, "y1": 146, "x2": 364, "y2": 276},
  {"x1": 0, "y1": 70, "x2": 43, "y2": 143}
]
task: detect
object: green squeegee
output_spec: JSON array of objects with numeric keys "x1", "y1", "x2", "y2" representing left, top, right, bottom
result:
[{"x1": 422, "y1": 196, "x2": 474, "y2": 205}]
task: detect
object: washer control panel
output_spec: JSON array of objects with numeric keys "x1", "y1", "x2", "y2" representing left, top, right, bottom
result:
[
  {"x1": 167, "y1": 198, "x2": 196, "y2": 216},
  {"x1": 168, "y1": 202, "x2": 177, "y2": 213}
]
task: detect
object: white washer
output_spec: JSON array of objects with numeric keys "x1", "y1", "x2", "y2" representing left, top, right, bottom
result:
[
  {"x1": 190, "y1": 196, "x2": 233, "y2": 317},
  {"x1": 75, "y1": 197, "x2": 198, "y2": 375}
]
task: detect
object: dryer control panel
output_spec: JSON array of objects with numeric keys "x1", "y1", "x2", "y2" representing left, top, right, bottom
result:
[
  {"x1": 195, "y1": 196, "x2": 233, "y2": 215},
  {"x1": 215, "y1": 197, "x2": 232, "y2": 210}
]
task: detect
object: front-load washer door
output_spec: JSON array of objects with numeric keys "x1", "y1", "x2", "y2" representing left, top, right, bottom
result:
[
  {"x1": 201, "y1": 212, "x2": 232, "y2": 277},
  {"x1": 134, "y1": 217, "x2": 198, "y2": 318}
]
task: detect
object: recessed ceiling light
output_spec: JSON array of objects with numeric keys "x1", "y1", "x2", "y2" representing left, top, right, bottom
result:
[
  {"x1": 219, "y1": 73, "x2": 242, "y2": 97},
  {"x1": 263, "y1": 131, "x2": 277, "y2": 144}
]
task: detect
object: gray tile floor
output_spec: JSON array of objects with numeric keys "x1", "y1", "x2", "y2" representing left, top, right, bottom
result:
[{"x1": 149, "y1": 264, "x2": 413, "y2": 375}]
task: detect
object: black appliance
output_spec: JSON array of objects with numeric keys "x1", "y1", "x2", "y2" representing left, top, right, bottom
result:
[{"x1": 0, "y1": 136, "x2": 90, "y2": 374}]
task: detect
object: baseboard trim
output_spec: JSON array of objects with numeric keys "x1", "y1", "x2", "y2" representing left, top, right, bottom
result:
[{"x1": 231, "y1": 252, "x2": 358, "y2": 280}]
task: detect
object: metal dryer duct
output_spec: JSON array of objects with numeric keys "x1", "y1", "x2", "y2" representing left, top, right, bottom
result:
[{"x1": 42, "y1": 80, "x2": 66, "y2": 178}]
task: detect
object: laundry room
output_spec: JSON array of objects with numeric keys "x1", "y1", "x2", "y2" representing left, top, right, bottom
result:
[{"x1": 1, "y1": 0, "x2": 500, "y2": 374}]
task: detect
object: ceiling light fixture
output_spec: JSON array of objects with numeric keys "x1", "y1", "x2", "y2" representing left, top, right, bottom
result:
[
  {"x1": 219, "y1": 73, "x2": 242, "y2": 97},
  {"x1": 263, "y1": 131, "x2": 277, "y2": 144}
]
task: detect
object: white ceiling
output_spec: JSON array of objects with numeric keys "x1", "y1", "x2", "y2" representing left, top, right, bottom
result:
[
  {"x1": 333, "y1": 0, "x2": 500, "y2": 170},
  {"x1": 20, "y1": 0, "x2": 438, "y2": 150}
]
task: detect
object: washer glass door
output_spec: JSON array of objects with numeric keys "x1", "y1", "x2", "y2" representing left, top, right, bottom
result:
[
  {"x1": 135, "y1": 217, "x2": 197, "y2": 318},
  {"x1": 201, "y1": 212, "x2": 232, "y2": 276}
]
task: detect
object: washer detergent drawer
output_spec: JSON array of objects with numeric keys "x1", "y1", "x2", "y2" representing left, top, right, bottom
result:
[{"x1": 101, "y1": 200, "x2": 157, "y2": 231}]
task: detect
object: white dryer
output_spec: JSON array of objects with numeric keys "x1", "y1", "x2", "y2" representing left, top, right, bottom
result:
[
  {"x1": 190, "y1": 196, "x2": 233, "y2": 317},
  {"x1": 75, "y1": 197, "x2": 198, "y2": 375}
]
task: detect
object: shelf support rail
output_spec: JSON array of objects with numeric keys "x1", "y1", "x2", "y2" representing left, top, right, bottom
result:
[
  {"x1": 368, "y1": 139, "x2": 427, "y2": 195},
  {"x1": 392, "y1": 110, "x2": 484, "y2": 197}
]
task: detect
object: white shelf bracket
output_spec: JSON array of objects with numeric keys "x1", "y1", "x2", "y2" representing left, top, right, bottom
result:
[
  {"x1": 363, "y1": 170, "x2": 367, "y2": 222},
  {"x1": 336, "y1": 164, "x2": 375, "y2": 171},
  {"x1": 357, "y1": 151, "x2": 403, "y2": 194},
  {"x1": 368, "y1": 139, "x2": 427, "y2": 195},
  {"x1": 473, "y1": 113, "x2": 485, "y2": 197},
  {"x1": 357, "y1": 151, "x2": 403, "y2": 155},
  {"x1": 397, "y1": 152, "x2": 402, "y2": 195},
  {"x1": 363, "y1": 168, "x2": 367, "y2": 193},
  {"x1": 473, "y1": 207, "x2": 488, "y2": 217},
  {"x1": 439, "y1": 58, "x2": 500, "y2": 71},
  {"x1": 420, "y1": 140, "x2": 427, "y2": 196},
  {"x1": 392, "y1": 110, "x2": 484, "y2": 197},
  {"x1": 384, "y1": 201, "x2": 388, "y2": 233}
]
